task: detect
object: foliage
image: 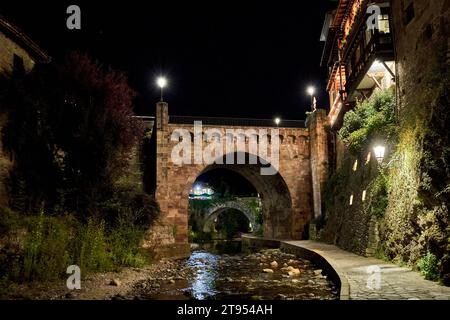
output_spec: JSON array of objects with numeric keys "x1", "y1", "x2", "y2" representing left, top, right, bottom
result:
[
  {"x1": 380, "y1": 46, "x2": 450, "y2": 283},
  {"x1": 0, "y1": 207, "x2": 153, "y2": 289},
  {"x1": 71, "y1": 218, "x2": 112, "y2": 273},
  {"x1": 23, "y1": 210, "x2": 71, "y2": 281},
  {"x1": 216, "y1": 209, "x2": 251, "y2": 239},
  {"x1": 188, "y1": 229, "x2": 213, "y2": 243},
  {"x1": 417, "y1": 251, "x2": 439, "y2": 281},
  {"x1": 108, "y1": 211, "x2": 146, "y2": 268},
  {"x1": 364, "y1": 172, "x2": 388, "y2": 218},
  {"x1": 1, "y1": 52, "x2": 145, "y2": 214},
  {"x1": 98, "y1": 188, "x2": 160, "y2": 229},
  {"x1": 339, "y1": 89, "x2": 397, "y2": 154},
  {"x1": 310, "y1": 214, "x2": 327, "y2": 231}
]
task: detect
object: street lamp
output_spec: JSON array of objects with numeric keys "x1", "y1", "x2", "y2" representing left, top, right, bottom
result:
[
  {"x1": 274, "y1": 117, "x2": 281, "y2": 126},
  {"x1": 373, "y1": 145, "x2": 386, "y2": 163},
  {"x1": 307, "y1": 86, "x2": 316, "y2": 111},
  {"x1": 156, "y1": 76, "x2": 167, "y2": 102}
]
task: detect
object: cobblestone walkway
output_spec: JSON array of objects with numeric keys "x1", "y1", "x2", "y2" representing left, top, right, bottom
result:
[{"x1": 284, "y1": 240, "x2": 450, "y2": 300}]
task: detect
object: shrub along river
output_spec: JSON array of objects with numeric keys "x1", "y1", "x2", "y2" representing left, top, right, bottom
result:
[{"x1": 128, "y1": 241, "x2": 339, "y2": 300}]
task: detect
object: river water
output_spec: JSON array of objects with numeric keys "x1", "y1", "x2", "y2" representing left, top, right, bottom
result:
[{"x1": 130, "y1": 241, "x2": 339, "y2": 300}]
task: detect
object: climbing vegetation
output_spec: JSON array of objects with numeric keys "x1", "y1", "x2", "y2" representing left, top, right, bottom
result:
[
  {"x1": 322, "y1": 46, "x2": 450, "y2": 285},
  {"x1": 339, "y1": 88, "x2": 397, "y2": 154}
]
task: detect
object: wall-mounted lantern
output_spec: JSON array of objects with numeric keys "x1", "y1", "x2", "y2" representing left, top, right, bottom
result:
[{"x1": 373, "y1": 145, "x2": 386, "y2": 163}]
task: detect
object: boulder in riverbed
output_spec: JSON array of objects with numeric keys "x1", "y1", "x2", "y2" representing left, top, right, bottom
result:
[
  {"x1": 109, "y1": 278, "x2": 121, "y2": 286},
  {"x1": 287, "y1": 268, "x2": 301, "y2": 277}
]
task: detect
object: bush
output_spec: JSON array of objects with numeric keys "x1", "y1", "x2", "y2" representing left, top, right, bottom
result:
[
  {"x1": 108, "y1": 211, "x2": 146, "y2": 268},
  {"x1": 0, "y1": 203, "x2": 154, "y2": 287},
  {"x1": 417, "y1": 251, "x2": 440, "y2": 281},
  {"x1": 71, "y1": 218, "x2": 112, "y2": 273},
  {"x1": 23, "y1": 212, "x2": 71, "y2": 281},
  {"x1": 339, "y1": 89, "x2": 397, "y2": 154}
]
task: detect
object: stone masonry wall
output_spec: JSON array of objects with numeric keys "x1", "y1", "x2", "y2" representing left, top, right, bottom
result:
[
  {"x1": 154, "y1": 102, "x2": 314, "y2": 244},
  {"x1": 321, "y1": 149, "x2": 381, "y2": 256},
  {"x1": 0, "y1": 30, "x2": 38, "y2": 206},
  {"x1": 391, "y1": 0, "x2": 450, "y2": 113},
  {"x1": 308, "y1": 109, "x2": 330, "y2": 219}
]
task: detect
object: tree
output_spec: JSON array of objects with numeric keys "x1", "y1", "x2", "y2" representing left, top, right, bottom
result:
[{"x1": 2, "y1": 52, "x2": 145, "y2": 214}]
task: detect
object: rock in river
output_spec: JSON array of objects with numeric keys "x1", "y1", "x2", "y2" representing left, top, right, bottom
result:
[
  {"x1": 109, "y1": 278, "x2": 121, "y2": 286},
  {"x1": 262, "y1": 269, "x2": 274, "y2": 274}
]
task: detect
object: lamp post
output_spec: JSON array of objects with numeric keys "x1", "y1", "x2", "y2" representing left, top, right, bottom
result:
[
  {"x1": 307, "y1": 86, "x2": 315, "y2": 111},
  {"x1": 274, "y1": 117, "x2": 281, "y2": 127},
  {"x1": 156, "y1": 76, "x2": 167, "y2": 102},
  {"x1": 373, "y1": 145, "x2": 386, "y2": 164}
]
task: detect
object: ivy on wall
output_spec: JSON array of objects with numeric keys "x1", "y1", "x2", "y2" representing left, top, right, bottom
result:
[
  {"x1": 381, "y1": 47, "x2": 450, "y2": 285},
  {"x1": 321, "y1": 46, "x2": 450, "y2": 285},
  {"x1": 339, "y1": 88, "x2": 397, "y2": 154}
]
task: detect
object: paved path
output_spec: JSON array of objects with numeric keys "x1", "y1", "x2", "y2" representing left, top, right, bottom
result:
[{"x1": 284, "y1": 240, "x2": 450, "y2": 300}]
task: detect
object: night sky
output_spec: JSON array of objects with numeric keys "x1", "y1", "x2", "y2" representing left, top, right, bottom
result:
[{"x1": 1, "y1": 1, "x2": 337, "y2": 120}]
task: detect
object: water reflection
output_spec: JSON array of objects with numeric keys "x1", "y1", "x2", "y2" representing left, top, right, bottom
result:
[{"x1": 186, "y1": 251, "x2": 219, "y2": 299}]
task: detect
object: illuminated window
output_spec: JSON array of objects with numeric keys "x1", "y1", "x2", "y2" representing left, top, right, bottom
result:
[
  {"x1": 349, "y1": 194, "x2": 354, "y2": 206},
  {"x1": 378, "y1": 14, "x2": 391, "y2": 34},
  {"x1": 366, "y1": 152, "x2": 371, "y2": 165},
  {"x1": 353, "y1": 160, "x2": 358, "y2": 171},
  {"x1": 362, "y1": 190, "x2": 367, "y2": 202}
]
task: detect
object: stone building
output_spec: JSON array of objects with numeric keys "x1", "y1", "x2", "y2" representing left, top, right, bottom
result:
[
  {"x1": 390, "y1": 0, "x2": 450, "y2": 113},
  {"x1": 0, "y1": 15, "x2": 50, "y2": 205},
  {"x1": 320, "y1": 0, "x2": 396, "y2": 168},
  {"x1": 318, "y1": 0, "x2": 450, "y2": 257}
]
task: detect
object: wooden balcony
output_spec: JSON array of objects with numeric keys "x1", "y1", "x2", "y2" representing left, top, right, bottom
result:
[{"x1": 345, "y1": 32, "x2": 394, "y2": 97}]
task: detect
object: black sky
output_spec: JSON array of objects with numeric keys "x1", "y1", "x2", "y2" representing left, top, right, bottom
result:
[{"x1": 1, "y1": 1, "x2": 337, "y2": 120}]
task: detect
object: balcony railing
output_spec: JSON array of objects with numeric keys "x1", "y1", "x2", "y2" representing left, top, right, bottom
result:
[{"x1": 345, "y1": 32, "x2": 394, "y2": 95}]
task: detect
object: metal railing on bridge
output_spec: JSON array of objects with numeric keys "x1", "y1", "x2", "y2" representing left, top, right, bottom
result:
[{"x1": 168, "y1": 115, "x2": 306, "y2": 128}]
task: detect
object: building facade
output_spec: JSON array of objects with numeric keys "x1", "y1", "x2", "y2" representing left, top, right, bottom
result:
[
  {"x1": 318, "y1": 0, "x2": 450, "y2": 264},
  {"x1": 0, "y1": 15, "x2": 50, "y2": 205}
]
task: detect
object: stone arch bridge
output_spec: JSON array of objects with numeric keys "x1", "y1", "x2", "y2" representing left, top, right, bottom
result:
[
  {"x1": 195, "y1": 197, "x2": 261, "y2": 233},
  {"x1": 150, "y1": 102, "x2": 329, "y2": 247}
]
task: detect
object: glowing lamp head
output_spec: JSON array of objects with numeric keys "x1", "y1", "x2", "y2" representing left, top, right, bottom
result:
[
  {"x1": 274, "y1": 117, "x2": 281, "y2": 125},
  {"x1": 307, "y1": 86, "x2": 315, "y2": 96},
  {"x1": 156, "y1": 77, "x2": 167, "y2": 88},
  {"x1": 373, "y1": 145, "x2": 386, "y2": 163}
]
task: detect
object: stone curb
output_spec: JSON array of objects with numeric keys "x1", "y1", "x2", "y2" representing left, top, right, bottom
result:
[{"x1": 281, "y1": 241, "x2": 350, "y2": 300}]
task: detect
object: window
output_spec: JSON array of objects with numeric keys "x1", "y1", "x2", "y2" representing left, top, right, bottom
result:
[
  {"x1": 366, "y1": 152, "x2": 371, "y2": 165},
  {"x1": 403, "y1": 2, "x2": 415, "y2": 26},
  {"x1": 378, "y1": 14, "x2": 391, "y2": 34},
  {"x1": 349, "y1": 194, "x2": 354, "y2": 206},
  {"x1": 362, "y1": 190, "x2": 367, "y2": 202},
  {"x1": 353, "y1": 160, "x2": 358, "y2": 171}
]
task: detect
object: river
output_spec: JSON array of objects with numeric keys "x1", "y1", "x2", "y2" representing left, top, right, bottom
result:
[{"x1": 130, "y1": 241, "x2": 339, "y2": 300}]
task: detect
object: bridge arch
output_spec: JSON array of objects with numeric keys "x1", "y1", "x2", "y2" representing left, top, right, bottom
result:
[
  {"x1": 185, "y1": 152, "x2": 293, "y2": 239},
  {"x1": 202, "y1": 201, "x2": 256, "y2": 233}
]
